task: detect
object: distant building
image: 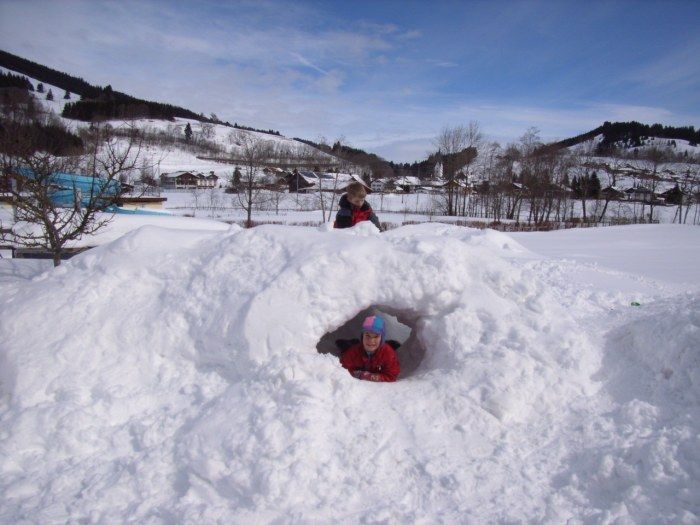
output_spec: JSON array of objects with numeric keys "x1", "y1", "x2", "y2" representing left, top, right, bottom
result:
[
  {"x1": 659, "y1": 185, "x2": 693, "y2": 205},
  {"x1": 160, "y1": 171, "x2": 218, "y2": 189},
  {"x1": 201, "y1": 172, "x2": 219, "y2": 188},
  {"x1": 394, "y1": 176, "x2": 422, "y2": 193},
  {"x1": 624, "y1": 186, "x2": 656, "y2": 203},
  {"x1": 600, "y1": 186, "x2": 626, "y2": 201},
  {"x1": 287, "y1": 170, "x2": 319, "y2": 193},
  {"x1": 287, "y1": 170, "x2": 369, "y2": 193}
]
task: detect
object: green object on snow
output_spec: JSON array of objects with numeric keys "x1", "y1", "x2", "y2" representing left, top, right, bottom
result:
[{"x1": 630, "y1": 301, "x2": 641, "y2": 307}]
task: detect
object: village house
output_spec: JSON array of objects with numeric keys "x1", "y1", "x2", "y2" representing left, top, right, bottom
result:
[
  {"x1": 600, "y1": 186, "x2": 627, "y2": 201},
  {"x1": 287, "y1": 170, "x2": 369, "y2": 194},
  {"x1": 200, "y1": 172, "x2": 219, "y2": 188},
  {"x1": 624, "y1": 186, "x2": 658, "y2": 203},
  {"x1": 371, "y1": 179, "x2": 385, "y2": 192},
  {"x1": 262, "y1": 167, "x2": 289, "y2": 183},
  {"x1": 286, "y1": 170, "x2": 319, "y2": 193},
  {"x1": 394, "y1": 176, "x2": 422, "y2": 193},
  {"x1": 160, "y1": 171, "x2": 219, "y2": 189},
  {"x1": 659, "y1": 185, "x2": 695, "y2": 205},
  {"x1": 441, "y1": 179, "x2": 474, "y2": 193}
]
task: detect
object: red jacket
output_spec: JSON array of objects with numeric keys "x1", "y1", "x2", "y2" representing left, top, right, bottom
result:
[
  {"x1": 333, "y1": 194, "x2": 381, "y2": 230},
  {"x1": 340, "y1": 342, "x2": 400, "y2": 382}
]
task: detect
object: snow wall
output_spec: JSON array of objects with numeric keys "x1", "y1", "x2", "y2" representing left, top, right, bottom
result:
[{"x1": 2, "y1": 221, "x2": 694, "y2": 523}]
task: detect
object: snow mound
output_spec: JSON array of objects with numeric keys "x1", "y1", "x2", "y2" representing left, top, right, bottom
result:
[
  {"x1": 0, "y1": 222, "x2": 614, "y2": 522},
  {"x1": 606, "y1": 293, "x2": 700, "y2": 405},
  {"x1": 551, "y1": 293, "x2": 700, "y2": 523}
]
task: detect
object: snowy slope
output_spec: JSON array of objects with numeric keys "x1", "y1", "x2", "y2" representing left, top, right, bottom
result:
[
  {"x1": 0, "y1": 66, "x2": 339, "y2": 179},
  {"x1": 1, "y1": 222, "x2": 698, "y2": 523}
]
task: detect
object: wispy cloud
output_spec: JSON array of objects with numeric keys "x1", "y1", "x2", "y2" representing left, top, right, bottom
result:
[
  {"x1": 291, "y1": 53, "x2": 329, "y2": 75},
  {"x1": 425, "y1": 59, "x2": 458, "y2": 68},
  {"x1": 1, "y1": 0, "x2": 698, "y2": 163},
  {"x1": 625, "y1": 37, "x2": 700, "y2": 91}
]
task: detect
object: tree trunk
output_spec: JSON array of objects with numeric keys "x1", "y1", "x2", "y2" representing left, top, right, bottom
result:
[{"x1": 246, "y1": 182, "x2": 253, "y2": 228}]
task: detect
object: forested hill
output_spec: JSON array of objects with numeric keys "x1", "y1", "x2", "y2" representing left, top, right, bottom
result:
[
  {"x1": 0, "y1": 49, "x2": 280, "y2": 136},
  {"x1": 294, "y1": 138, "x2": 442, "y2": 178},
  {"x1": 546, "y1": 121, "x2": 700, "y2": 154},
  {"x1": 291, "y1": 138, "x2": 394, "y2": 177}
]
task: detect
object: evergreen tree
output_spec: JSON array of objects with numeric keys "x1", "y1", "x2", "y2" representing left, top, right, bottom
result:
[
  {"x1": 64, "y1": 90, "x2": 71, "y2": 99},
  {"x1": 102, "y1": 84, "x2": 114, "y2": 100},
  {"x1": 37, "y1": 82, "x2": 44, "y2": 93},
  {"x1": 184, "y1": 122, "x2": 193, "y2": 142},
  {"x1": 0, "y1": 72, "x2": 34, "y2": 90},
  {"x1": 590, "y1": 172, "x2": 601, "y2": 199},
  {"x1": 229, "y1": 167, "x2": 242, "y2": 192},
  {"x1": 664, "y1": 184, "x2": 682, "y2": 205},
  {"x1": 46, "y1": 88, "x2": 54, "y2": 101},
  {"x1": 571, "y1": 176, "x2": 580, "y2": 198}
]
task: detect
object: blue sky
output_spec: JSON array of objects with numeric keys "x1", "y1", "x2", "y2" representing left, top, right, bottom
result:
[{"x1": 1, "y1": 0, "x2": 699, "y2": 162}]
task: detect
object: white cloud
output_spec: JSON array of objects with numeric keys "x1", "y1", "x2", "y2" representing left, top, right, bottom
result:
[{"x1": 1, "y1": 0, "x2": 697, "y2": 165}]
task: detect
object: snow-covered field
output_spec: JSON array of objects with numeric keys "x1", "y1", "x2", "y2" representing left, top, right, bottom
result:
[
  {"x1": 1, "y1": 218, "x2": 698, "y2": 523},
  {"x1": 159, "y1": 188, "x2": 694, "y2": 226}
]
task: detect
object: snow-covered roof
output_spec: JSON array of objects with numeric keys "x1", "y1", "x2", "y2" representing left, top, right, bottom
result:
[
  {"x1": 161, "y1": 171, "x2": 197, "y2": 179},
  {"x1": 395, "y1": 176, "x2": 422, "y2": 186},
  {"x1": 161, "y1": 171, "x2": 217, "y2": 179},
  {"x1": 296, "y1": 171, "x2": 318, "y2": 184}
]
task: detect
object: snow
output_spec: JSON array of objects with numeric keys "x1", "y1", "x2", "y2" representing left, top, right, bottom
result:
[
  {"x1": 2, "y1": 63, "x2": 700, "y2": 523},
  {"x1": 514, "y1": 224, "x2": 700, "y2": 289},
  {"x1": 1, "y1": 219, "x2": 699, "y2": 523}
]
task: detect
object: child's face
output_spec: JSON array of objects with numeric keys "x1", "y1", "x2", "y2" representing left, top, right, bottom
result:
[
  {"x1": 362, "y1": 332, "x2": 382, "y2": 353},
  {"x1": 348, "y1": 194, "x2": 365, "y2": 207}
]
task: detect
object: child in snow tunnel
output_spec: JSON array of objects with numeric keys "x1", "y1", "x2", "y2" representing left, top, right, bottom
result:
[
  {"x1": 337, "y1": 315, "x2": 400, "y2": 382},
  {"x1": 334, "y1": 181, "x2": 382, "y2": 231}
]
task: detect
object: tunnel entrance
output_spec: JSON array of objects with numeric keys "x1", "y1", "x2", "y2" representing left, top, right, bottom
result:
[{"x1": 316, "y1": 306, "x2": 427, "y2": 378}]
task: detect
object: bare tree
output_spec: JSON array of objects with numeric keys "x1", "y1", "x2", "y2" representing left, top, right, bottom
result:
[
  {"x1": 1, "y1": 122, "x2": 145, "y2": 266},
  {"x1": 674, "y1": 165, "x2": 700, "y2": 224},
  {"x1": 189, "y1": 187, "x2": 203, "y2": 217},
  {"x1": 433, "y1": 121, "x2": 482, "y2": 216},
  {"x1": 199, "y1": 122, "x2": 215, "y2": 141},
  {"x1": 594, "y1": 157, "x2": 623, "y2": 223},
  {"x1": 639, "y1": 147, "x2": 666, "y2": 223},
  {"x1": 231, "y1": 131, "x2": 273, "y2": 228},
  {"x1": 318, "y1": 138, "x2": 347, "y2": 223}
]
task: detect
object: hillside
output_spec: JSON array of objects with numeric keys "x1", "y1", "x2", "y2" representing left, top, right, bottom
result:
[
  {"x1": 1, "y1": 49, "x2": 275, "y2": 131},
  {"x1": 0, "y1": 62, "x2": 350, "y2": 178},
  {"x1": 546, "y1": 121, "x2": 700, "y2": 155}
]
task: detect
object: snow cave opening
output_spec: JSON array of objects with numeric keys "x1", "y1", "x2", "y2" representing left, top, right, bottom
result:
[{"x1": 316, "y1": 305, "x2": 427, "y2": 378}]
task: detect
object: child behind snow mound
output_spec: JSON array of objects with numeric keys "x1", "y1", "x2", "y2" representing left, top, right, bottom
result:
[
  {"x1": 334, "y1": 181, "x2": 382, "y2": 231},
  {"x1": 339, "y1": 315, "x2": 400, "y2": 382}
]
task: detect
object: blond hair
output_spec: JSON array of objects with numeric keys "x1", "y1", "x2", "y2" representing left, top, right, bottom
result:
[{"x1": 346, "y1": 181, "x2": 367, "y2": 199}]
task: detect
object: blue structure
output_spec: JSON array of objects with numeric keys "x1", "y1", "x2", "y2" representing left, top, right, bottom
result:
[
  {"x1": 15, "y1": 167, "x2": 171, "y2": 216},
  {"x1": 103, "y1": 205, "x2": 170, "y2": 216},
  {"x1": 17, "y1": 167, "x2": 122, "y2": 209}
]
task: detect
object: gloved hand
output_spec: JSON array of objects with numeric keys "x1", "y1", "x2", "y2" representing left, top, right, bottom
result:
[
  {"x1": 386, "y1": 339, "x2": 401, "y2": 350},
  {"x1": 353, "y1": 370, "x2": 373, "y2": 381}
]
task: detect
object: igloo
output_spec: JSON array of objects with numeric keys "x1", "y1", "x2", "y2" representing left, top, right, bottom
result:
[
  {"x1": 0, "y1": 221, "x2": 601, "y2": 523},
  {"x1": 316, "y1": 305, "x2": 425, "y2": 377}
]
